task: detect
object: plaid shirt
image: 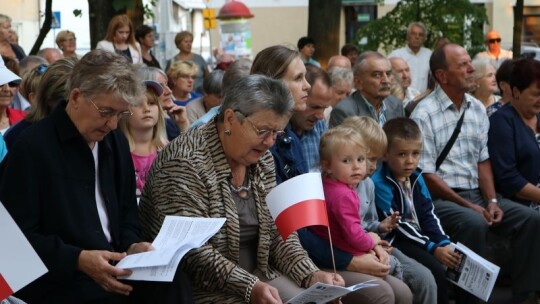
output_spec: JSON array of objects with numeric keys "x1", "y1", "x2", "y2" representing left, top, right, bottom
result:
[
  {"x1": 300, "y1": 120, "x2": 328, "y2": 172},
  {"x1": 411, "y1": 86, "x2": 489, "y2": 189}
]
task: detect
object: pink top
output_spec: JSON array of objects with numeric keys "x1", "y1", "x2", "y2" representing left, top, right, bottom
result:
[
  {"x1": 309, "y1": 177, "x2": 375, "y2": 255},
  {"x1": 131, "y1": 151, "x2": 158, "y2": 195}
]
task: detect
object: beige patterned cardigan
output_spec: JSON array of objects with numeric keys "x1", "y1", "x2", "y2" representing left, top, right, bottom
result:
[{"x1": 139, "y1": 121, "x2": 319, "y2": 303}]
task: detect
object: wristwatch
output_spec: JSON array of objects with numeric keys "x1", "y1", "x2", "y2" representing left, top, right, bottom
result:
[{"x1": 489, "y1": 198, "x2": 500, "y2": 205}]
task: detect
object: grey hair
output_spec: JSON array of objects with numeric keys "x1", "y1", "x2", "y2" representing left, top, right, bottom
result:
[
  {"x1": 222, "y1": 58, "x2": 252, "y2": 92},
  {"x1": 67, "y1": 49, "x2": 144, "y2": 106},
  {"x1": 137, "y1": 66, "x2": 167, "y2": 82},
  {"x1": 19, "y1": 55, "x2": 48, "y2": 76},
  {"x1": 353, "y1": 51, "x2": 387, "y2": 76},
  {"x1": 407, "y1": 22, "x2": 428, "y2": 37},
  {"x1": 203, "y1": 69, "x2": 224, "y2": 95},
  {"x1": 472, "y1": 58, "x2": 495, "y2": 81},
  {"x1": 330, "y1": 67, "x2": 353, "y2": 88},
  {"x1": 216, "y1": 74, "x2": 294, "y2": 123}
]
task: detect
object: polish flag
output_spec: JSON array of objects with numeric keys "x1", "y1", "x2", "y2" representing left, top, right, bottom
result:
[
  {"x1": 266, "y1": 173, "x2": 329, "y2": 241},
  {"x1": 0, "y1": 202, "x2": 47, "y2": 301}
]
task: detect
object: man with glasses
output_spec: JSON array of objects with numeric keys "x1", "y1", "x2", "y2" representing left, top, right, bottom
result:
[
  {"x1": 389, "y1": 22, "x2": 432, "y2": 92},
  {"x1": 475, "y1": 30, "x2": 513, "y2": 69}
]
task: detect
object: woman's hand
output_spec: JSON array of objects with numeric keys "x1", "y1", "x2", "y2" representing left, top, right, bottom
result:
[
  {"x1": 250, "y1": 281, "x2": 282, "y2": 304},
  {"x1": 379, "y1": 212, "x2": 400, "y2": 233},
  {"x1": 164, "y1": 104, "x2": 190, "y2": 132},
  {"x1": 346, "y1": 253, "x2": 390, "y2": 278},
  {"x1": 126, "y1": 242, "x2": 153, "y2": 255},
  {"x1": 434, "y1": 246, "x2": 461, "y2": 269},
  {"x1": 307, "y1": 271, "x2": 345, "y2": 287}
]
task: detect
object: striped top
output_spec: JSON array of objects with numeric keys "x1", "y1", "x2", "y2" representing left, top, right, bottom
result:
[{"x1": 139, "y1": 120, "x2": 319, "y2": 303}]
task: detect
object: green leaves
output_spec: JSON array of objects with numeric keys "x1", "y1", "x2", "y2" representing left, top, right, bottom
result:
[{"x1": 355, "y1": 0, "x2": 488, "y2": 54}]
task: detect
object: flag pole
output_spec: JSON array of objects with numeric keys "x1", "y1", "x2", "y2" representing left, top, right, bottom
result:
[{"x1": 325, "y1": 225, "x2": 338, "y2": 276}]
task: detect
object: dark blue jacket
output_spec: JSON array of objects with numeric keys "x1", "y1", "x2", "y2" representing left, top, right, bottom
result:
[
  {"x1": 372, "y1": 163, "x2": 450, "y2": 253},
  {"x1": 270, "y1": 123, "x2": 308, "y2": 184},
  {"x1": 488, "y1": 103, "x2": 540, "y2": 204}
]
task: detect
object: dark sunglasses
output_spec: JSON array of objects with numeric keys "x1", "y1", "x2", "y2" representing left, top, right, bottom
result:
[
  {"x1": 487, "y1": 38, "x2": 501, "y2": 44},
  {"x1": 7, "y1": 81, "x2": 20, "y2": 88}
]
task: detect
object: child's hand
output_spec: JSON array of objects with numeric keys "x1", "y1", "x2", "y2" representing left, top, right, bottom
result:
[
  {"x1": 378, "y1": 240, "x2": 393, "y2": 254},
  {"x1": 368, "y1": 232, "x2": 381, "y2": 244},
  {"x1": 434, "y1": 246, "x2": 461, "y2": 269},
  {"x1": 379, "y1": 212, "x2": 400, "y2": 233},
  {"x1": 373, "y1": 245, "x2": 390, "y2": 266}
]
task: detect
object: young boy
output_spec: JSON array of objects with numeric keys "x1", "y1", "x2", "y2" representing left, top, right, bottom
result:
[
  {"x1": 341, "y1": 116, "x2": 437, "y2": 304},
  {"x1": 372, "y1": 117, "x2": 462, "y2": 304}
]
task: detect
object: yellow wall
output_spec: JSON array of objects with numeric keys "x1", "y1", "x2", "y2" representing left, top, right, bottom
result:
[{"x1": 0, "y1": 1, "x2": 40, "y2": 52}]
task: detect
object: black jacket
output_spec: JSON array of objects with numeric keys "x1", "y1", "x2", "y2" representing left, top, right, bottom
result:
[{"x1": 0, "y1": 101, "x2": 141, "y2": 303}]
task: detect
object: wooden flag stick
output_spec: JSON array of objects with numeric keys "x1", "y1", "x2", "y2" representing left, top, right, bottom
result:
[{"x1": 325, "y1": 225, "x2": 338, "y2": 276}]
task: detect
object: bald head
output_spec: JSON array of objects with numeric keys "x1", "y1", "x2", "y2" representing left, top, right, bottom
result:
[
  {"x1": 38, "y1": 48, "x2": 63, "y2": 64},
  {"x1": 327, "y1": 55, "x2": 352, "y2": 70},
  {"x1": 390, "y1": 57, "x2": 411, "y2": 90},
  {"x1": 485, "y1": 30, "x2": 502, "y2": 54}
]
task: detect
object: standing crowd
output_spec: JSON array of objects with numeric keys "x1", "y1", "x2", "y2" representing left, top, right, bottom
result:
[{"x1": 1, "y1": 11, "x2": 540, "y2": 304}]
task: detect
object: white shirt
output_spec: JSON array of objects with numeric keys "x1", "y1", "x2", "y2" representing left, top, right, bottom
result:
[
  {"x1": 389, "y1": 46, "x2": 432, "y2": 92},
  {"x1": 474, "y1": 49, "x2": 513, "y2": 69},
  {"x1": 92, "y1": 143, "x2": 112, "y2": 242}
]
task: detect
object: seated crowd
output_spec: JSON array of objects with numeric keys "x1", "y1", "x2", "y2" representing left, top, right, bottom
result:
[{"x1": 1, "y1": 13, "x2": 540, "y2": 304}]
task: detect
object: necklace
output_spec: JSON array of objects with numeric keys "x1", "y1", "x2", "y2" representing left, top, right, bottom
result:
[{"x1": 230, "y1": 173, "x2": 251, "y2": 199}]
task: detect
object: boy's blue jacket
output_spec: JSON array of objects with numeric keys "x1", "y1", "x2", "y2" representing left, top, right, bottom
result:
[{"x1": 372, "y1": 163, "x2": 450, "y2": 254}]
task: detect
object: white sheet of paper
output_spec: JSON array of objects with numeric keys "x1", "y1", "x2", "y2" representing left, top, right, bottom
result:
[
  {"x1": 446, "y1": 242, "x2": 500, "y2": 302},
  {"x1": 118, "y1": 216, "x2": 226, "y2": 282},
  {"x1": 286, "y1": 280, "x2": 378, "y2": 304},
  {"x1": 0, "y1": 202, "x2": 48, "y2": 298}
]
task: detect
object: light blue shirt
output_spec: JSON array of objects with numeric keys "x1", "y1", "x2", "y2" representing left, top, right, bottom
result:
[{"x1": 190, "y1": 105, "x2": 220, "y2": 129}]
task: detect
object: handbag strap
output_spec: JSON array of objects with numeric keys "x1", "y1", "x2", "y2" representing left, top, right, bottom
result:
[{"x1": 435, "y1": 108, "x2": 467, "y2": 171}]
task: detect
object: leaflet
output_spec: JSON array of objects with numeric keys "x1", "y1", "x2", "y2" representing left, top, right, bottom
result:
[
  {"x1": 446, "y1": 242, "x2": 500, "y2": 302},
  {"x1": 286, "y1": 280, "x2": 378, "y2": 304},
  {"x1": 117, "y1": 216, "x2": 226, "y2": 282}
]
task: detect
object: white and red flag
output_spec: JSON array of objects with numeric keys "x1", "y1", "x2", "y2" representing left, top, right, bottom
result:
[
  {"x1": 0, "y1": 202, "x2": 47, "y2": 301},
  {"x1": 266, "y1": 173, "x2": 329, "y2": 241}
]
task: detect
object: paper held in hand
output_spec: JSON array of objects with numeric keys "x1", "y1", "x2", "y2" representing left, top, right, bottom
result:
[
  {"x1": 0, "y1": 202, "x2": 47, "y2": 301},
  {"x1": 446, "y1": 242, "x2": 500, "y2": 302},
  {"x1": 117, "y1": 216, "x2": 226, "y2": 282},
  {"x1": 286, "y1": 280, "x2": 378, "y2": 304}
]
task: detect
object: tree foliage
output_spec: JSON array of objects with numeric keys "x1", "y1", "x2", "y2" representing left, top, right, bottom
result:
[{"x1": 355, "y1": 0, "x2": 488, "y2": 54}]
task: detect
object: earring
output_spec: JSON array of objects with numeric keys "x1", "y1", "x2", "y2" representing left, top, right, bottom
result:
[{"x1": 224, "y1": 130, "x2": 231, "y2": 135}]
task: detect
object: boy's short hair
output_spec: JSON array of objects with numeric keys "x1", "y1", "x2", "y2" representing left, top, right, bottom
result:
[
  {"x1": 340, "y1": 116, "x2": 387, "y2": 157},
  {"x1": 383, "y1": 117, "x2": 422, "y2": 149},
  {"x1": 319, "y1": 126, "x2": 366, "y2": 171}
]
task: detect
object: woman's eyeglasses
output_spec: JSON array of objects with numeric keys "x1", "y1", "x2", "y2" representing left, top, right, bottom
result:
[
  {"x1": 62, "y1": 38, "x2": 76, "y2": 43},
  {"x1": 89, "y1": 98, "x2": 132, "y2": 119},
  {"x1": 235, "y1": 111, "x2": 285, "y2": 140}
]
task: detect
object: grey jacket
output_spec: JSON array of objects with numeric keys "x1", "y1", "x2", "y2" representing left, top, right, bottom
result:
[{"x1": 329, "y1": 91, "x2": 404, "y2": 127}]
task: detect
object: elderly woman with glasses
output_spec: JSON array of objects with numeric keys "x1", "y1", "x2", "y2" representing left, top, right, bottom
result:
[
  {"x1": 0, "y1": 50, "x2": 165, "y2": 303},
  {"x1": 139, "y1": 74, "x2": 344, "y2": 303},
  {"x1": 167, "y1": 59, "x2": 202, "y2": 107}
]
